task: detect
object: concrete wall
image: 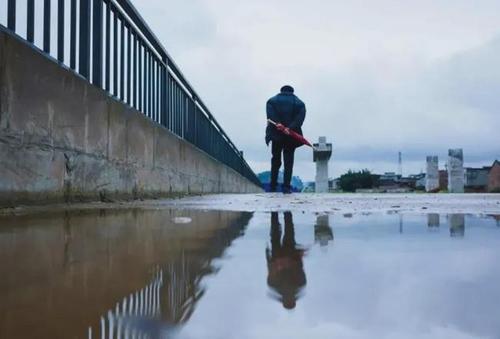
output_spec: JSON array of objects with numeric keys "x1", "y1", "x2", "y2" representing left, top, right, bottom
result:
[{"x1": 0, "y1": 30, "x2": 261, "y2": 207}]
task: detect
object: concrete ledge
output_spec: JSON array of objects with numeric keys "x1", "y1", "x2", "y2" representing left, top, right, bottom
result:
[{"x1": 0, "y1": 30, "x2": 261, "y2": 207}]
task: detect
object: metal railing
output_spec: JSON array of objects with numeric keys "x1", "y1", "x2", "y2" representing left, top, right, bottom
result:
[{"x1": 1, "y1": 0, "x2": 261, "y2": 187}]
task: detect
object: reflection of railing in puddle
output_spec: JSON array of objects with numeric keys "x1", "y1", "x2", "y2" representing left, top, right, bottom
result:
[
  {"x1": 88, "y1": 269, "x2": 164, "y2": 339},
  {"x1": 87, "y1": 254, "x2": 209, "y2": 338},
  {"x1": 163, "y1": 254, "x2": 210, "y2": 325},
  {"x1": 86, "y1": 212, "x2": 253, "y2": 338}
]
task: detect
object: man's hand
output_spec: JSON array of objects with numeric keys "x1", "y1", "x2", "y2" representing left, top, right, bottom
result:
[{"x1": 276, "y1": 123, "x2": 291, "y2": 135}]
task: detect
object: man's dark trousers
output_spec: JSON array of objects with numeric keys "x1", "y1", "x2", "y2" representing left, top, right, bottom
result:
[{"x1": 271, "y1": 140, "x2": 295, "y2": 192}]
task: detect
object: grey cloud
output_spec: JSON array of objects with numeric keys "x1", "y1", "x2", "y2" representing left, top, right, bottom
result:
[{"x1": 133, "y1": 1, "x2": 500, "y2": 180}]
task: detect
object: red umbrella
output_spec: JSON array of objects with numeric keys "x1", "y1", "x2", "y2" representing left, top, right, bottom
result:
[{"x1": 267, "y1": 119, "x2": 313, "y2": 148}]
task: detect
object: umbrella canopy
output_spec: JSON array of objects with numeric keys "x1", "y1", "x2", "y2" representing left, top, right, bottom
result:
[{"x1": 267, "y1": 119, "x2": 313, "y2": 148}]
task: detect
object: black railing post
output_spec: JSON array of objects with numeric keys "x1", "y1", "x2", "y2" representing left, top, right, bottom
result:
[
  {"x1": 70, "y1": 0, "x2": 77, "y2": 69},
  {"x1": 138, "y1": 43, "x2": 142, "y2": 111},
  {"x1": 105, "y1": 2, "x2": 111, "y2": 91},
  {"x1": 157, "y1": 62, "x2": 161, "y2": 123},
  {"x1": 133, "y1": 35, "x2": 137, "y2": 109},
  {"x1": 92, "y1": 0, "x2": 103, "y2": 86},
  {"x1": 162, "y1": 59, "x2": 169, "y2": 128},
  {"x1": 154, "y1": 62, "x2": 158, "y2": 121},
  {"x1": 126, "y1": 28, "x2": 131, "y2": 104},
  {"x1": 7, "y1": 0, "x2": 16, "y2": 31},
  {"x1": 57, "y1": 0, "x2": 64, "y2": 62},
  {"x1": 154, "y1": 60, "x2": 158, "y2": 121},
  {"x1": 120, "y1": 20, "x2": 124, "y2": 101},
  {"x1": 143, "y1": 49, "x2": 147, "y2": 116},
  {"x1": 27, "y1": 0, "x2": 34, "y2": 42},
  {"x1": 113, "y1": 10, "x2": 118, "y2": 96},
  {"x1": 148, "y1": 53, "x2": 153, "y2": 119},
  {"x1": 43, "y1": 0, "x2": 51, "y2": 53},
  {"x1": 79, "y1": 0, "x2": 91, "y2": 79}
]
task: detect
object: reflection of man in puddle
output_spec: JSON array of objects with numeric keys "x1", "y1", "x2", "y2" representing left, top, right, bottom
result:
[{"x1": 266, "y1": 212, "x2": 306, "y2": 309}]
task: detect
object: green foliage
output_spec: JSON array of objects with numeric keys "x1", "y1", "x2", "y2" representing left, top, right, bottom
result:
[{"x1": 338, "y1": 169, "x2": 375, "y2": 192}]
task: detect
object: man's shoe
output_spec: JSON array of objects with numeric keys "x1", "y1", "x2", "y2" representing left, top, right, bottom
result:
[{"x1": 282, "y1": 187, "x2": 292, "y2": 194}]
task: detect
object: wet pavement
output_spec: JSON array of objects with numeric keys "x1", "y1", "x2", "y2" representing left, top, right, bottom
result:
[{"x1": 1, "y1": 209, "x2": 500, "y2": 339}]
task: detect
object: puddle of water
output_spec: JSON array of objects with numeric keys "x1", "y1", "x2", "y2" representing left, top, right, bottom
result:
[{"x1": 0, "y1": 210, "x2": 499, "y2": 339}]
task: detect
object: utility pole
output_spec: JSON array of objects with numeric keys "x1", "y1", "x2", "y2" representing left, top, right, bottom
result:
[{"x1": 398, "y1": 151, "x2": 402, "y2": 178}]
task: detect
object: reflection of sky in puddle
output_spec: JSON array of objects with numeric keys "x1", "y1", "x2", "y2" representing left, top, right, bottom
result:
[
  {"x1": 180, "y1": 213, "x2": 500, "y2": 339},
  {"x1": 1, "y1": 211, "x2": 499, "y2": 339}
]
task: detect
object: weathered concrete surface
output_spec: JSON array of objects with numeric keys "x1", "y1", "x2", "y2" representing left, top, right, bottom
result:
[
  {"x1": 4, "y1": 193, "x2": 498, "y2": 217},
  {"x1": 0, "y1": 30, "x2": 261, "y2": 207},
  {"x1": 148, "y1": 193, "x2": 500, "y2": 215}
]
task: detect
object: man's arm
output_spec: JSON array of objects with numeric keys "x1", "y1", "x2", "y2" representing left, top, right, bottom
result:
[
  {"x1": 266, "y1": 99, "x2": 276, "y2": 145},
  {"x1": 288, "y1": 101, "x2": 306, "y2": 130},
  {"x1": 266, "y1": 99, "x2": 277, "y2": 121}
]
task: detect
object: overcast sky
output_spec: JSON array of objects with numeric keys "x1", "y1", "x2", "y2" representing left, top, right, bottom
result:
[{"x1": 35, "y1": 1, "x2": 500, "y2": 180}]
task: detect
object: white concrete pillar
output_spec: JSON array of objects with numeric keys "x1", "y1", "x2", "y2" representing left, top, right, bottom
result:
[
  {"x1": 425, "y1": 156, "x2": 439, "y2": 192},
  {"x1": 313, "y1": 137, "x2": 332, "y2": 193},
  {"x1": 447, "y1": 149, "x2": 464, "y2": 193},
  {"x1": 316, "y1": 161, "x2": 329, "y2": 192}
]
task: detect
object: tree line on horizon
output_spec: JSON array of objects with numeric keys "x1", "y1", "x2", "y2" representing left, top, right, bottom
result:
[{"x1": 338, "y1": 170, "x2": 378, "y2": 192}]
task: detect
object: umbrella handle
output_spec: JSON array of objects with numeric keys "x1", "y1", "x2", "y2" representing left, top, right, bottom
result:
[
  {"x1": 268, "y1": 119, "x2": 287, "y2": 132},
  {"x1": 268, "y1": 119, "x2": 286, "y2": 131},
  {"x1": 268, "y1": 119, "x2": 314, "y2": 148}
]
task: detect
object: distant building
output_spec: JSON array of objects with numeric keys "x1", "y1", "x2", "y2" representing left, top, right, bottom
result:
[
  {"x1": 488, "y1": 160, "x2": 500, "y2": 192},
  {"x1": 464, "y1": 167, "x2": 490, "y2": 192},
  {"x1": 378, "y1": 172, "x2": 400, "y2": 190},
  {"x1": 425, "y1": 156, "x2": 440, "y2": 192},
  {"x1": 413, "y1": 173, "x2": 426, "y2": 189},
  {"x1": 328, "y1": 178, "x2": 340, "y2": 191},
  {"x1": 439, "y1": 170, "x2": 448, "y2": 191},
  {"x1": 396, "y1": 174, "x2": 422, "y2": 190},
  {"x1": 447, "y1": 149, "x2": 464, "y2": 193},
  {"x1": 379, "y1": 172, "x2": 400, "y2": 182}
]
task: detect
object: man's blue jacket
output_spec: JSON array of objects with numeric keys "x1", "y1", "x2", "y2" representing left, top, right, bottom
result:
[{"x1": 265, "y1": 92, "x2": 306, "y2": 146}]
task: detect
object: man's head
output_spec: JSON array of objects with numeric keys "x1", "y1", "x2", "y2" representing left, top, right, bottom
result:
[
  {"x1": 280, "y1": 85, "x2": 294, "y2": 94},
  {"x1": 282, "y1": 296, "x2": 297, "y2": 310}
]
